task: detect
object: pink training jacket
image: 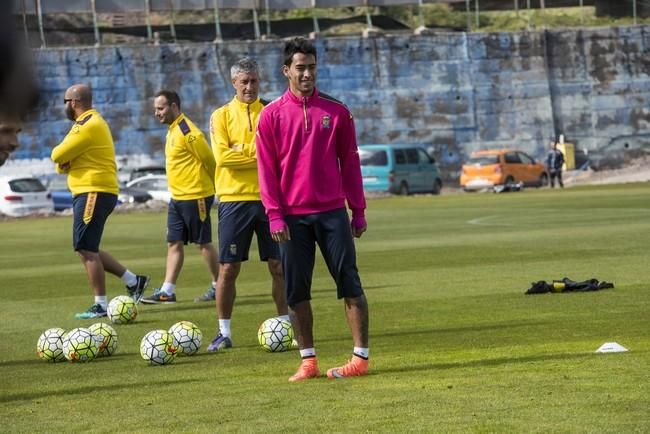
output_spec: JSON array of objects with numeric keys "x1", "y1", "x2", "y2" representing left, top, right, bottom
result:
[{"x1": 256, "y1": 88, "x2": 366, "y2": 232}]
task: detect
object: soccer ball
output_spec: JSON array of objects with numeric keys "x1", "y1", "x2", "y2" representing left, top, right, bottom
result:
[
  {"x1": 107, "y1": 295, "x2": 138, "y2": 324},
  {"x1": 257, "y1": 317, "x2": 294, "y2": 352},
  {"x1": 36, "y1": 328, "x2": 66, "y2": 362},
  {"x1": 168, "y1": 321, "x2": 202, "y2": 356},
  {"x1": 140, "y1": 330, "x2": 178, "y2": 365},
  {"x1": 62, "y1": 327, "x2": 98, "y2": 362},
  {"x1": 88, "y1": 322, "x2": 118, "y2": 357}
]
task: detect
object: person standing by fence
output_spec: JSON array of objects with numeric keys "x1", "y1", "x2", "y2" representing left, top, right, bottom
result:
[{"x1": 546, "y1": 141, "x2": 565, "y2": 188}]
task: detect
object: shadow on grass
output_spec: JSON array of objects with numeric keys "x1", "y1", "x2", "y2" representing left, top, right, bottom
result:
[
  {"x1": 378, "y1": 352, "x2": 594, "y2": 374},
  {"x1": 0, "y1": 358, "x2": 53, "y2": 368},
  {"x1": 0, "y1": 351, "x2": 151, "y2": 367},
  {"x1": 0, "y1": 378, "x2": 202, "y2": 403},
  {"x1": 172, "y1": 352, "x2": 233, "y2": 364},
  {"x1": 118, "y1": 319, "x2": 157, "y2": 325},
  {"x1": 90, "y1": 352, "x2": 140, "y2": 362}
]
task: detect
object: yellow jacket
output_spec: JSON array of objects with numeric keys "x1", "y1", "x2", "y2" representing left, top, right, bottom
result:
[
  {"x1": 51, "y1": 109, "x2": 119, "y2": 196},
  {"x1": 210, "y1": 96, "x2": 266, "y2": 202},
  {"x1": 165, "y1": 113, "x2": 216, "y2": 200}
]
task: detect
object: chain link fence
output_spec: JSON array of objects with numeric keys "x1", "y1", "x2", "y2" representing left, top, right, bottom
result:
[{"x1": 13, "y1": 0, "x2": 648, "y2": 47}]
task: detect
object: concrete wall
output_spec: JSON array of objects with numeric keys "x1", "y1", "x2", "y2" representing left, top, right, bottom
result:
[{"x1": 18, "y1": 25, "x2": 650, "y2": 177}]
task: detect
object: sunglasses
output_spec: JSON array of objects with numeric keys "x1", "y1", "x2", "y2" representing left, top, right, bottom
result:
[{"x1": 63, "y1": 98, "x2": 78, "y2": 104}]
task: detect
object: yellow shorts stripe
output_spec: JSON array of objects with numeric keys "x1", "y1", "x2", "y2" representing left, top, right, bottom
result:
[
  {"x1": 197, "y1": 198, "x2": 207, "y2": 222},
  {"x1": 83, "y1": 192, "x2": 97, "y2": 224}
]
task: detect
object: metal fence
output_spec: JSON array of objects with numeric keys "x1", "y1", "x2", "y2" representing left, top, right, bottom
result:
[
  {"x1": 13, "y1": 0, "x2": 646, "y2": 47},
  {"x1": 16, "y1": 0, "x2": 463, "y2": 12}
]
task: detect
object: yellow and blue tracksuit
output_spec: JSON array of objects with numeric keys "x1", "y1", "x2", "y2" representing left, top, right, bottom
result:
[
  {"x1": 210, "y1": 96, "x2": 267, "y2": 202},
  {"x1": 165, "y1": 113, "x2": 216, "y2": 200},
  {"x1": 51, "y1": 109, "x2": 118, "y2": 196}
]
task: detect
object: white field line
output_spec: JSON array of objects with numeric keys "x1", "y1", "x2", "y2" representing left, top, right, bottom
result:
[{"x1": 466, "y1": 215, "x2": 515, "y2": 226}]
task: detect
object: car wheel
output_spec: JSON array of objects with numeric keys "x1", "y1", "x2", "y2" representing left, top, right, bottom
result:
[
  {"x1": 399, "y1": 181, "x2": 409, "y2": 196},
  {"x1": 432, "y1": 179, "x2": 442, "y2": 195},
  {"x1": 539, "y1": 173, "x2": 549, "y2": 187},
  {"x1": 504, "y1": 175, "x2": 515, "y2": 186}
]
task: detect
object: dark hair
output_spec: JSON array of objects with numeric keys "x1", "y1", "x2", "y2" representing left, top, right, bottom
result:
[
  {"x1": 0, "y1": 0, "x2": 39, "y2": 119},
  {"x1": 283, "y1": 37, "x2": 317, "y2": 67},
  {"x1": 154, "y1": 90, "x2": 181, "y2": 110}
]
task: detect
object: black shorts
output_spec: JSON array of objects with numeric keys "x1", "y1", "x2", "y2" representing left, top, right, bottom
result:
[
  {"x1": 72, "y1": 192, "x2": 117, "y2": 253},
  {"x1": 218, "y1": 201, "x2": 279, "y2": 263},
  {"x1": 167, "y1": 196, "x2": 214, "y2": 245},
  {"x1": 279, "y1": 208, "x2": 364, "y2": 306}
]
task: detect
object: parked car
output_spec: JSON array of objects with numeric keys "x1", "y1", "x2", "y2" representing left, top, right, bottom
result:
[
  {"x1": 126, "y1": 175, "x2": 171, "y2": 202},
  {"x1": 460, "y1": 149, "x2": 548, "y2": 192},
  {"x1": 40, "y1": 174, "x2": 72, "y2": 211},
  {"x1": 0, "y1": 176, "x2": 53, "y2": 216},
  {"x1": 41, "y1": 174, "x2": 153, "y2": 210},
  {"x1": 118, "y1": 187, "x2": 153, "y2": 205},
  {"x1": 359, "y1": 144, "x2": 442, "y2": 195},
  {"x1": 128, "y1": 165, "x2": 166, "y2": 182}
]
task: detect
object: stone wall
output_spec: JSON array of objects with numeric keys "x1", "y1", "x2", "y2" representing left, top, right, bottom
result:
[{"x1": 18, "y1": 25, "x2": 650, "y2": 177}]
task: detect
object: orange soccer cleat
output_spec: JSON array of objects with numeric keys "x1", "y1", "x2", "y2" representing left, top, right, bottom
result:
[
  {"x1": 288, "y1": 357, "x2": 321, "y2": 382},
  {"x1": 326, "y1": 355, "x2": 369, "y2": 379}
]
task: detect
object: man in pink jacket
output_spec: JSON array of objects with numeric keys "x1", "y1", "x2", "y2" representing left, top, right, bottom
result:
[{"x1": 256, "y1": 37, "x2": 370, "y2": 382}]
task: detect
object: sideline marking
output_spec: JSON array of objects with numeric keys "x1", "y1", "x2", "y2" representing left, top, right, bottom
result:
[{"x1": 466, "y1": 215, "x2": 514, "y2": 226}]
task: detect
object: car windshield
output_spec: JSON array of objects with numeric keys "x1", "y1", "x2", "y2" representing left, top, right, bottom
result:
[
  {"x1": 359, "y1": 149, "x2": 388, "y2": 166},
  {"x1": 467, "y1": 155, "x2": 499, "y2": 165},
  {"x1": 48, "y1": 178, "x2": 69, "y2": 190},
  {"x1": 9, "y1": 178, "x2": 47, "y2": 193}
]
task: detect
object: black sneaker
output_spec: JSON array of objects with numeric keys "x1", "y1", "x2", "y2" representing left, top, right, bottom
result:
[
  {"x1": 75, "y1": 303, "x2": 107, "y2": 319},
  {"x1": 194, "y1": 286, "x2": 216, "y2": 302},
  {"x1": 127, "y1": 275, "x2": 150, "y2": 303}
]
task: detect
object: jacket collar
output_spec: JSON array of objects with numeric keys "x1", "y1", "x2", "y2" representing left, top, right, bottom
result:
[
  {"x1": 284, "y1": 87, "x2": 319, "y2": 105},
  {"x1": 230, "y1": 95, "x2": 261, "y2": 110},
  {"x1": 75, "y1": 108, "x2": 96, "y2": 123},
  {"x1": 169, "y1": 113, "x2": 185, "y2": 130}
]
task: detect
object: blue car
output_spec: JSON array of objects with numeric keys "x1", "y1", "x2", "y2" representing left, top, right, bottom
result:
[
  {"x1": 40, "y1": 174, "x2": 73, "y2": 211},
  {"x1": 359, "y1": 144, "x2": 442, "y2": 195},
  {"x1": 41, "y1": 174, "x2": 152, "y2": 211}
]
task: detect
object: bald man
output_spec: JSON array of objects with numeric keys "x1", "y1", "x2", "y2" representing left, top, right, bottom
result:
[{"x1": 51, "y1": 84, "x2": 150, "y2": 319}]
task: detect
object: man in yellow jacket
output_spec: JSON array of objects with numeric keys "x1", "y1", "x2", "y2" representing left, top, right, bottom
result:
[
  {"x1": 141, "y1": 90, "x2": 220, "y2": 304},
  {"x1": 51, "y1": 84, "x2": 149, "y2": 319},
  {"x1": 206, "y1": 58, "x2": 290, "y2": 351}
]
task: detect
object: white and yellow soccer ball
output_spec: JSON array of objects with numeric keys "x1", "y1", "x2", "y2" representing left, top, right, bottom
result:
[
  {"x1": 36, "y1": 327, "x2": 66, "y2": 362},
  {"x1": 62, "y1": 327, "x2": 98, "y2": 362},
  {"x1": 168, "y1": 321, "x2": 202, "y2": 356},
  {"x1": 140, "y1": 329, "x2": 178, "y2": 365},
  {"x1": 88, "y1": 322, "x2": 118, "y2": 357},
  {"x1": 107, "y1": 295, "x2": 138, "y2": 324},
  {"x1": 257, "y1": 317, "x2": 294, "y2": 352}
]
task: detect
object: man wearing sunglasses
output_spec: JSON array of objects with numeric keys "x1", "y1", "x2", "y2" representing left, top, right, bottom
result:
[{"x1": 51, "y1": 84, "x2": 150, "y2": 319}]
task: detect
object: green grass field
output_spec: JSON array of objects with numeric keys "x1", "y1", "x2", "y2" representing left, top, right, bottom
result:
[{"x1": 1, "y1": 184, "x2": 649, "y2": 433}]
